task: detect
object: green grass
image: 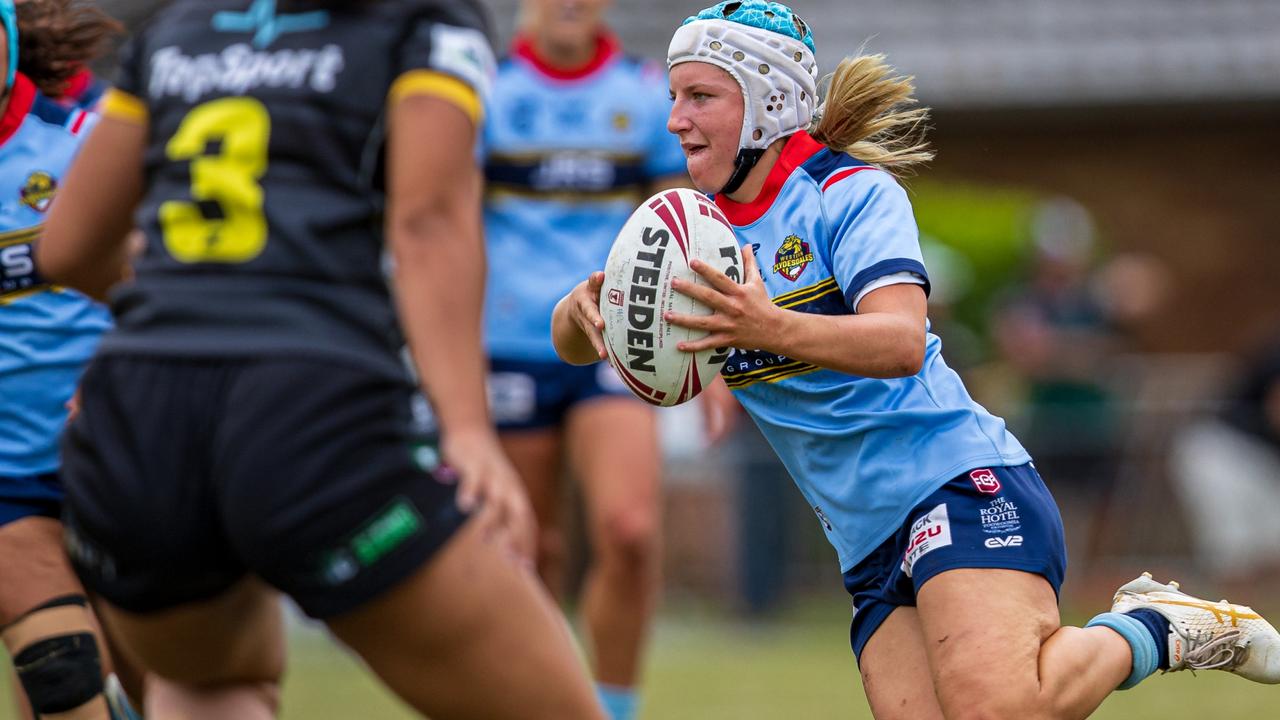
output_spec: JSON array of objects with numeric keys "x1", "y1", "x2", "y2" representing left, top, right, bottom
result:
[{"x1": 3, "y1": 600, "x2": 1277, "y2": 719}]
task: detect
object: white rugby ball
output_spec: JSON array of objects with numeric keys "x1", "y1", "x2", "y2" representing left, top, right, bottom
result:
[{"x1": 599, "y1": 188, "x2": 743, "y2": 406}]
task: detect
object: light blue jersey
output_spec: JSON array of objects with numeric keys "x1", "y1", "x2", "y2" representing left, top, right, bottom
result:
[
  {"x1": 715, "y1": 130, "x2": 1030, "y2": 571},
  {"x1": 483, "y1": 33, "x2": 686, "y2": 360},
  {"x1": 0, "y1": 73, "x2": 109, "y2": 476}
]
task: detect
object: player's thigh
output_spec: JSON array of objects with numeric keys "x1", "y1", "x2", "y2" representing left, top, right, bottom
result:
[
  {"x1": 94, "y1": 577, "x2": 284, "y2": 687},
  {"x1": 326, "y1": 516, "x2": 603, "y2": 720},
  {"x1": 565, "y1": 396, "x2": 661, "y2": 553},
  {"x1": 0, "y1": 517, "x2": 85, "y2": 622},
  {"x1": 916, "y1": 568, "x2": 1060, "y2": 719},
  {"x1": 858, "y1": 606, "x2": 945, "y2": 720}
]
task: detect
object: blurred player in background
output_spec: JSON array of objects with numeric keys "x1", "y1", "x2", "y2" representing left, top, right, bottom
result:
[
  {"x1": 37, "y1": 1, "x2": 605, "y2": 718},
  {"x1": 554, "y1": 2, "x2": 1280, "y2": 718},
  {"x1": 481, "y1": 1, "x2": 688, "y2": 717},
  {"x1": 0, "y1": 2, "x2": 144, "y2": 718}
]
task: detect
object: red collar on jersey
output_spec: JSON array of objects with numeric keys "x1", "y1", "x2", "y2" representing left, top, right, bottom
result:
[
  {"x1": 63, "y1": 68, "x2": 93, "y2": 102},
  {"x1": 511, "y1": 31, "x2": 621, "y2": 82},
  {"x1": 0, "y1": 73, "x2": 36, "y2": 147},
  {"x1": 714, "y1": 130, "x2": 826, "y2": 226}
]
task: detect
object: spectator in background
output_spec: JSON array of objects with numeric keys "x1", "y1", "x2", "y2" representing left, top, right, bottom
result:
[
  {"x1": 1173, "y1": 341, "x2": 1280, "y2": 580},
  {"x1": 480, "y1": 1, "x2": 688, "y2": 718},
  {"x1": 991, "y1": 197, "x2": 1169, "y2": 571},
  {"x1": 994, "y1": 198, "x2": 1120, "y2": 495}
]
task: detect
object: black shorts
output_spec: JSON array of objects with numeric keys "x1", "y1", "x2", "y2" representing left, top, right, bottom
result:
[{"x1": 60, "y1": 355, "x2": 469, "y2": 619}]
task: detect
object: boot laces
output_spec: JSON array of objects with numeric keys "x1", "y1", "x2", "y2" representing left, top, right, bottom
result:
[{"x1": 1182, "y1": 626, "x2": 1245, "y2": 671}]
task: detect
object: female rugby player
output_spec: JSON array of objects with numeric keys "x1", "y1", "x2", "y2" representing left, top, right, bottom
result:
[
  {"x1": 480, "y1": 1, "x2": 689, "y2": 716},
  {"x1": 553, "y1": 2, "x2": 1280, "y2": 718},
  {"x1": 0, "y1": 2, "x2": 142, "y2": 718},
  {"x1": 38, "y1": 1, "x2": 605, "y2": 718}
]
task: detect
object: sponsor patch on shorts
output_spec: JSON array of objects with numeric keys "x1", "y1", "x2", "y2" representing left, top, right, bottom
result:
[
  {"x1": 901, "y1": 503, "x2": 951, "y2": 577},
  {"x1": 979, "y1": 495, "x2": 1022, "y2": 534}
]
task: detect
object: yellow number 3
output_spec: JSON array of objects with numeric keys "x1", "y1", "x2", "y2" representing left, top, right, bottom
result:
[{"x1": 159, "y1": 97, "x2": 271, "y2": 264}]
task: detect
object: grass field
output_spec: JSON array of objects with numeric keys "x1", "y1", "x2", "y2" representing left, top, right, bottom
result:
[{"x1": 5, "y1": 596, "x2": 1274, "y2": 719}]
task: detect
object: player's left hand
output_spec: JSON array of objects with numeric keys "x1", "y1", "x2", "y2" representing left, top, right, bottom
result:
[
  {"x1": 667, "y1": 244, "x2": 782, "y2": 353},
  {"x1": 440, "y1": 429, "x2": 536, "y2": 565}
]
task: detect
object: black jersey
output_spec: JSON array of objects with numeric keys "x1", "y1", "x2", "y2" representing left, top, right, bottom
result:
[{"x1": 97, "y1": 0, "x2": 493, "y2": 380}]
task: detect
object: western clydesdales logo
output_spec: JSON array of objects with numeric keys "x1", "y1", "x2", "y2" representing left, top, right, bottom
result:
[
  {"x1": 20, "y1": 171, "x2": 57, "y2": 213},
  {"x1": 771, "y1": 234, "x2": 813, "y2": 281}
]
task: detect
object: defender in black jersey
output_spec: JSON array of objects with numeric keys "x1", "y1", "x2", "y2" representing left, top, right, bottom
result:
[{"x1": 38, "y1": 2, "x2": 605, "y2": 718}]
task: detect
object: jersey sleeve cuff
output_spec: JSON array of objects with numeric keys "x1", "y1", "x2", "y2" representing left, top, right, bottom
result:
[
  {"x1": 843, "y1": 258, "x2": 931, "y2": 310},
  {"x1": 100, "y1": 88, "x2": 148, "y2": 124},
  {"x1": 388, "y1": 70, "x2": 482, "y2": 124}
]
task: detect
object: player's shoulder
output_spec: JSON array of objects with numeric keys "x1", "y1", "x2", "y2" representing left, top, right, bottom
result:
[
  {"x1": 797, "y1": 148, "x2": 906, "y2": 211},
  {"x1": 9, "y1": 78, "x2": 94, "y2": 144},
  {"x1": 375, "y1": 0, "x2": 489, "y2": 34}
]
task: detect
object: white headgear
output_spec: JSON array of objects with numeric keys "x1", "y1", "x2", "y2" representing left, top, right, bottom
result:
[{"x1": 667, "y1": 18, "x2": 818, "y2": 157}]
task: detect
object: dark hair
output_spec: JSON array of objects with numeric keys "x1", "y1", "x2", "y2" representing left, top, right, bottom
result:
[{"x1": 15, "y1": 0, "x2": 122, "y2": 98}]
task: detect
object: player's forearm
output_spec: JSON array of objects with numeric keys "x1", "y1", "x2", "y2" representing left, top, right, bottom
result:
[
  {"x1": 768, "y1": 308, "x2": 925, "y2": 379},
  {"x1": 390, "y1": 212, "x2": 492, "y2": 436}
]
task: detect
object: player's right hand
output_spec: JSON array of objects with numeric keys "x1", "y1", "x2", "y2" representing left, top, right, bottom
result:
[
  {"x1": 565, "y1": 271, "x2": 608, "y2": 361},
  {"x1": 441, "y1": 429, "x2": 536, "y2": 565}
]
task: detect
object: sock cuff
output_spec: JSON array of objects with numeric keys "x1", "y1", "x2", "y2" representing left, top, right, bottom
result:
[
  {"x1": 1087, "y1": 611, "x2": 1158, "y2": 690},
  {"x1": 597, "y1": 683, "x2": 638, "y2": 720}
]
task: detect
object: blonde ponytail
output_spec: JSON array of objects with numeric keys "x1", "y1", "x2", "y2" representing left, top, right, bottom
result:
[{"x1": 809, "y1": 54, "x2": 934, "y2": 174}]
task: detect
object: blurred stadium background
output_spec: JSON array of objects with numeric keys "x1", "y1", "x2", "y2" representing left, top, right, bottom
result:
[{"x1": 7, "y1": 1, "x2": 1280, "y2": 717}]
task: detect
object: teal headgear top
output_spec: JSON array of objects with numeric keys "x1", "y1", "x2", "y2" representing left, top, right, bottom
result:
[
  {"x1": 683, "y1": 1, "x2": 816, "y2": 56},
  {"x1": 1, "y1": 0, "x2": 17, "y2": 90}
]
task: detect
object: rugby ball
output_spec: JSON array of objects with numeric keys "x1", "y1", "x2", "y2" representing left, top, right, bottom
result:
[{"x1": 599, "y1": 188, "x2": 743, "y2": 406}]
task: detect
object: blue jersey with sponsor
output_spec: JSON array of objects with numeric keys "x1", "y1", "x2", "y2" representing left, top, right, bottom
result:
[
  {"x1": 482, "y1": 34, "x2": 686, "y2": 360},
  {"x1": 715, "y1": 131, "x2": 1030, "y2": 571},
  {"x1": 0, "y1": 73, "x2": 110, "y2": 476}
]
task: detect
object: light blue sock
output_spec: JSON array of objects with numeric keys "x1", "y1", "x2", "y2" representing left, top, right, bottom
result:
[
  {"x1": 597, "y1": 683, "x2": 638, "y2": 720},
  {"x1": 1086, "y1": 611, "x2": 1159, "y2": 689}
]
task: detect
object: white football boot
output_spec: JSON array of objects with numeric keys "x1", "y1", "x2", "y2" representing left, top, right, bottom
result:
[{"x1": 1111, "y1": 572, "x2": 1280, "y2": 683}]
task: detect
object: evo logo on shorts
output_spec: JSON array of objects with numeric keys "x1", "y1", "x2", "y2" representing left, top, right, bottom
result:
[
  {"x1": 901, "y1": 503, "x2": 952, "y2": 578},
  {"x1": 319, "y1": 497, "x2": 424, "y2": 585}
]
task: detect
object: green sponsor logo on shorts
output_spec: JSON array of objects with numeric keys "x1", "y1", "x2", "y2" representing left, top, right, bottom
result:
[{"x1": 351, "y1": 498, "x2": 424, "y2": 567}]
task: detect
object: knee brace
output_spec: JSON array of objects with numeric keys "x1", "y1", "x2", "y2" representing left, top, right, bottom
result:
[{"x1": 3, "y1": 595, "x2": 105, "y2": 716}]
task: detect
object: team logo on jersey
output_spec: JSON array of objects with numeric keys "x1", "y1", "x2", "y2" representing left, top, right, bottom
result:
[
  {"x1": 612, "y1": 111, "x2": 632, "y2": 132},
  {"x1": 211, "y1": 0, "x2": 329, "y2": 49},
  {"x1": 969, "y1": 468, "x2": 1002, "y2": 494},
  {"x1": 771, "y1": 234, "x2": 813, "y2": 281},
  {"x1": 19, "y1": 171, "x2": 57, "y2": 213}
]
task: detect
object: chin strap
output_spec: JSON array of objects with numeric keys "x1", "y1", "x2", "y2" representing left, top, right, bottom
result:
[{"x1": 719, "y1": 147, "x2": 766, "y2": 196}]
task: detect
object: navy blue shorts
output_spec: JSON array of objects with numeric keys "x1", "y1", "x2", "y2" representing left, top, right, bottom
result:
[
  {"x1": 488, "y1": 357, "x2": 634, "y2": 431},
  {"x1": 0, "y1": 473, "x2": 63, "y2": 526},
  {"x1": 843, "y1": 463, "x2": 1067, "y2": 661}
]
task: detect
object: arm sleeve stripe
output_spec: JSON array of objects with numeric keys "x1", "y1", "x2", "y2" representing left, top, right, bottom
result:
[
  {"x1": 388, "y1": 70, "x2": 482, "y2": 124},
  {"x1": 100, "y1": 89, "x2": 148, "y2": 124}
]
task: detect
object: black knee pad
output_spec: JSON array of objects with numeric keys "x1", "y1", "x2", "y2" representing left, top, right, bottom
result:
[{"x1": 14, "y1": 632, "x2": 105, "y2": 715}]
